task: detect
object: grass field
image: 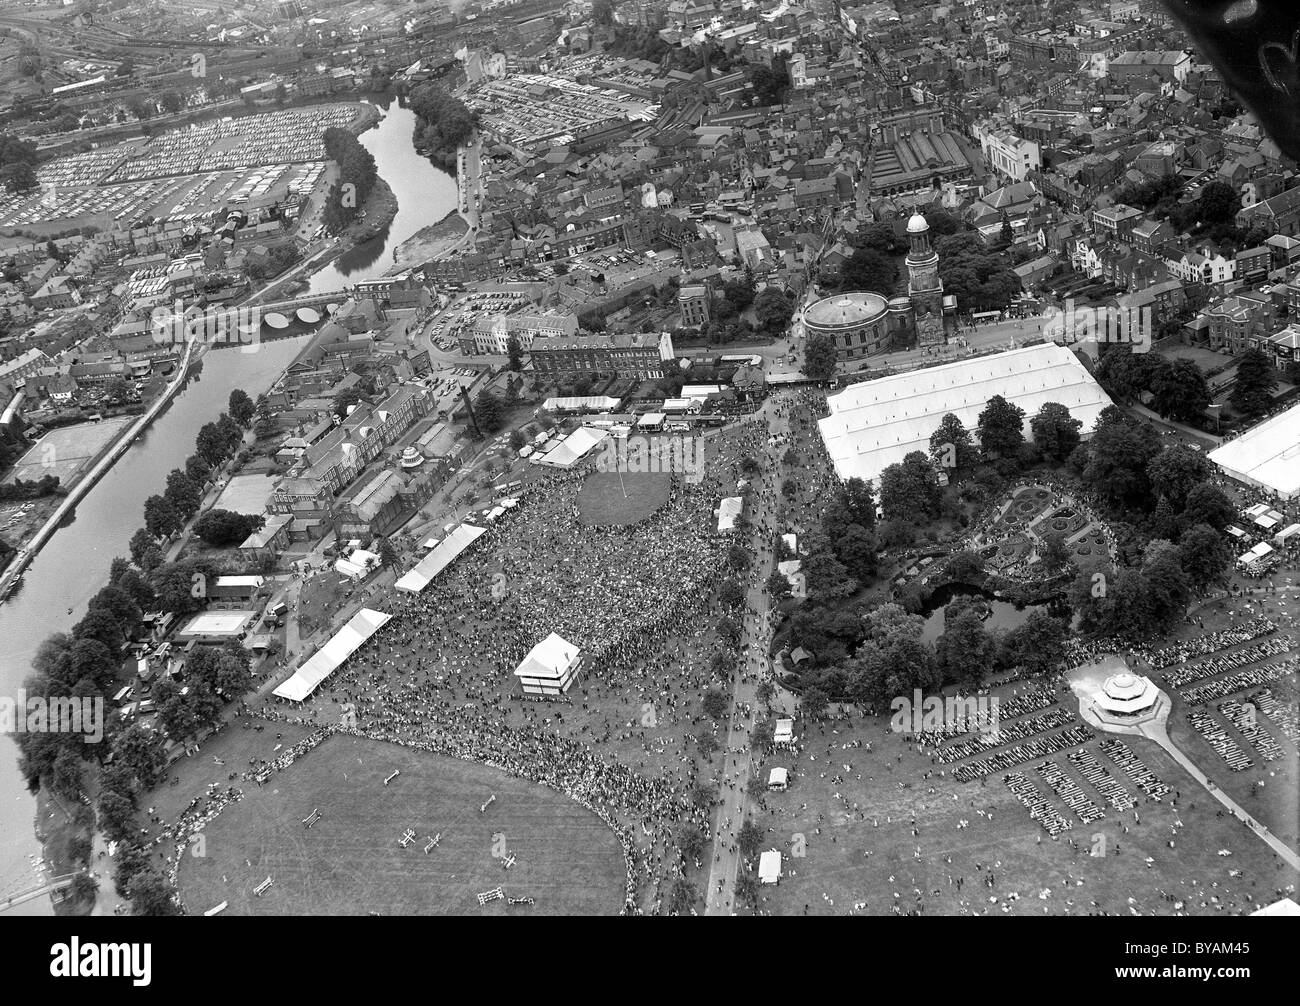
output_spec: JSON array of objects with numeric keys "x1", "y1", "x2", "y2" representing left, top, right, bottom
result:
[
  {"x1": 748, "y1": 598, "x2": 1300, "y2": 916},
  {"x1": 4, "y1": 417, "x2": 132, "y2": 485},
  {"x1": 576, "y1": 471, "x2": 671, "y2": 526},
  {"x1": 176, "y1": 734, "x2": 627, "y2": 915}
]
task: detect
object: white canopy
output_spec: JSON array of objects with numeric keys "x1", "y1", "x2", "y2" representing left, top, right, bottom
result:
[
  {"x1": 272, "y1": 608, "x2": 392, "y2": 702},
  {"x1": 1251, "y1": 897, "x2": 1300, "y2": 916},
  {"x1": 818, "y1": 344, "x2": 1113, "y2": 486},
  {"x1": 768, "y1": 767, "x2": 788, "y2": 788},
  {"x1": 514, "y1": 632, "x2": 580, "y2": 683},
  {"x1": 394, "y1": 523, "x2": 487, "y2": 593},
  {"x1": 1209, "y1": 403, "x2": 1300, "y2": 499},
  {"x1": 534, "y1": 426, "x2": 609, "y2": 468},
  {"x1": 758, "y1": 849, "x2": 782, "y2": 884},
  {"x1": 717, "y1": 496, "x2": 743, "y2": 531}
]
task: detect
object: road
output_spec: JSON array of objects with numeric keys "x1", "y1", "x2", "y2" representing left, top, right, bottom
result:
[
  {"x1": 1143, "y1": 720, "x2": 1300, "y2": 873},
  {"x1": 704, "y1": 398, "x2": 786, "y2": 914}
]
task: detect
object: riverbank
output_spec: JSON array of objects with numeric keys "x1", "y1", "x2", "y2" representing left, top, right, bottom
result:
[
  {"x1": 0, "y1": 338, "x2": 201, "y2": 601},
  {"x1": 392, "y1": 209, "x2": 466, "y2": 269}
]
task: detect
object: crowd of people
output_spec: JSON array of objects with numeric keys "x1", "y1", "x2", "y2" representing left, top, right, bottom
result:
[{"x1": 246, "y1": 426, "x2": 797, "y2": 912}]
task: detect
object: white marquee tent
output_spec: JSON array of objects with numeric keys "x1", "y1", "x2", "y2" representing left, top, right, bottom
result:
[
  {"x1": 394, "y1": 523, "x2": 487, "y2": 593},
  {"x1": 533, "y1": 426, "x2": 610, "y2": 468},
  {"x1": 1208, "y1": 403, "x2": 1300, "y2": 500},
  {"x1": 272, "y1": 607, "x2": 392, "y2": 702},
  {"x1": 514, "y1": 632, "x2": 583, "y2": 696},
  {"x1": 817, "y1": 344, "x2": 1113, "y2": 485},
  {"x1": 717, "y1": 496, "x2": 743, "y2": 531}
]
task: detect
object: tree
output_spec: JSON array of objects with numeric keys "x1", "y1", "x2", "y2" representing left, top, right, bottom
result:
[
  {"x1": 195, "y1": 422, "x2": 232, "y2": 467},
  {"x1": 677, "y1": 823, "x2": 706, "y2": 863},
  {"x1": 333, "y1": 387, "x2": 362, "y2": 419},
  {"x1": 1149, "y1": 358, "x2": 1211, "y2": 423},
  {"x1": 1147, "y1": 444, "x2": 1213, "y2": 509},
  {"x1": 737, "y1": 820, "x2": 765, "y2": 859},
  {"x1": 473, "y1": 391, "x2": 505, "y2": 434},
  {"x1": 929, "y1": 413, "x2": 978, "y2": 473},
  {"x1": 1093, "y1": 346, "x2": 1147, "y2": 404},
  {"x1": 976, "y1": 395, "x2": 1026, "y2": 460},
  {"x1": 1037, "y1": 531, "x2": 1071, "y2": 570},
  {"x1": 98, "y1": 790, "x2": 137, "y2": 845},
  {"x1": 702, "y1": 688, "x2": 728, "y2": 720},
  {"x1": 378, "y1": 538, "x2": 399, "y2": 568},
  {"x1": 1179, "y1": 523, "x2": 1233, "y2": 591},
  {"x1": 878, "y1": 451, "x2": 941, "y2": 521},
  {"x1": 802, "y1": 685, "x2": 829, "y2": 720},
  {"x1": 178, "y1": 456, "x2": 209, "y2": 491},
  {"x1": 944, "y1": 549, "x2": 985, "y2": 583},
  {"x1": 804, "y1": 331, "x2": 837, "y2": 380},
  {"x1": 840, "y1": 247, "x2": 899, "y2": 293},
  {"x1": 102, "y1": 375, "x2": 133, "y2": 405},
  {"x1": 753, "y1": 286, "x2": 795, "y2": 337},
  {"x1": 143, "y1": 494, "x2": 182, "y2": 539},
  {"x1": 936, "y1": 609, "x2": 996, "y2": 686},
  {"x1": 112, "y1": 723, "x2": 168, "y2": 789},
  {"x1": 128, "y1": 527, "x2": 158, "y2": 568},
  {"x1": 187, "y1": 643, "x2": 254, "y2": 700},
  {"x1": 836, "y1": 524, "x2": 878, "y2": 582},
  {"x1": 164, "y1": 468, "x2": 202, "y2": 517},
  {"x1": 1030, "y1": 402, "x2": 1083, "y2": 463},
  {"x1": 193, "y1": 509, "x2": 264, "y2": 547},
  {"x1": 1181, "y1": 483, "x2": 1235, "y2": 532},
  {"x1": 160, "y1": 90, "x2": 183, "y2": 114},
  {"x1": 506, "y1": 337, "x2": 523, "y2": 372},
  {"x1": 129, "y1": 869, "x2": 179, "y2": 916},
  {"x1": 72, "y1": 607, "x2": 127, "y2": 657},
  {"x1": 1000, "y1": 610, "x2": 1066, "y2": 675},
  {"x1": 716, "y1": 578, "x2": 744, "y2": 607},
  {"x1": 1142, "y1": 543, "x2": 1191, "y2": 634},
  {"x1": 1082, "y1": 411, "x2": 1161, "y2": 510},
  {"x1": 228, "y1": 389, "x2": 255, "y2": 426},
  {"x1": 1230, "y1": 347, "x2": 1277, "y2": 418}
]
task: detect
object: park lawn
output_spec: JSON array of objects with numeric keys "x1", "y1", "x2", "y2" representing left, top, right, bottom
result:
[
  {"x1": 576, "y1": 471, "x2": 672, "y2": 526},
  {"x1": 748, "y1": 704, "x2": 1297, "y2": 916},
  {"x1": 176, "y1": 734, "x2": 627, "y2": 915},
  {"x1": 296, "y1": 569, "x2": 351, "y2": 637}
]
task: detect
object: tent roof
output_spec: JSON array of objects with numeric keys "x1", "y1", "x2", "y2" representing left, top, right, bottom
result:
[
  {"x1": 394, "y1": 524, "x2": 487, "y2": 592},
  {"x1": 514, "y1": 632, "x2": 580, "y2": 681},
  {"x1": 818, "y1": 344, "x2": 1113, "y2": 486},
  {"x1": 272, "y1": 608, "x2": 392, "y2": 702},
  {"x1": 1208, "y1": 402, "x2": 1300, "y2": 499},
  {"x1": 717, "y1": 496, "x2": 743, "y2": 531}
]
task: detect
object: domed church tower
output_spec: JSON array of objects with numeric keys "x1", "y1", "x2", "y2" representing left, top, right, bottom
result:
[{"x1": 905, "y1": 212, "x2": 947, "y2": 348}]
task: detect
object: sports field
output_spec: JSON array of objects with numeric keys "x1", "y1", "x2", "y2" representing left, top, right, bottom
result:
[
  {"x1": 3, "y1": 417, "x2": 132, "y2": 485},
  {"x1": 576, "y1": 471, "x2": 671, "y2": 525},
  {"x1": 176, "y1": 734, "x2": 627, "y2": 915}
]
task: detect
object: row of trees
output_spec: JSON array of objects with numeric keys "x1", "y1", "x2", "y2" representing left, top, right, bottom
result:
[
  {"x1": 138, "y1": 402, "x2": 247, "y2": 543},
  {"x1": 321, "y1": 126, "x2": 379, "y2": 233},
  {"x1": 408, "y1": 84, "x2": 476, "y2": 172},
  {"x1": 791, "y1": 594, "x2": 1068, "y2": 705},
  {"x1": 20, "y1": 390, "x2": 266, "y2": 913}
]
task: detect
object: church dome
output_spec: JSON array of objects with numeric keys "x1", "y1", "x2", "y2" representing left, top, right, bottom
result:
[{"x1": 906, "y1": 212, "x2": 929, "y2": 234}]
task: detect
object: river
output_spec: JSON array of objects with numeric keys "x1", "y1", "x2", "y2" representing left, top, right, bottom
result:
[
  {"x1": 307, "y1": 96, "x2": 459, "y2": 294},
  {"x1": 0, "y1": 93, "x2": 457, "y2": 912}
]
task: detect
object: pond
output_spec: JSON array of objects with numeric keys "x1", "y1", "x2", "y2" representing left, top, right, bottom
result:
[{"x1": 918, "y1": 582, "x2": 1071, "y2": 644}]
